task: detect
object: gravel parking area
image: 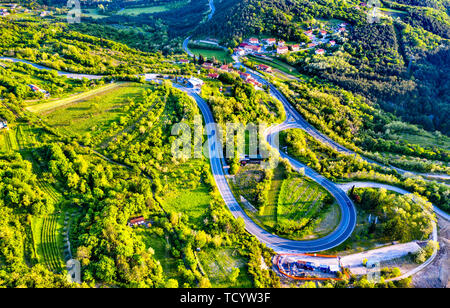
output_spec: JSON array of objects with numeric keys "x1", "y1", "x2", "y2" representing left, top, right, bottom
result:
[{"x1": 341, "y1": 242, "x2": 421, "y2": 275}]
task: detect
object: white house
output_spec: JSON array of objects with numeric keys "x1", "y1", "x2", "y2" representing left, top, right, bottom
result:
[{"x1": 188, "y1": 77, "x2": 204, "y2": 89}]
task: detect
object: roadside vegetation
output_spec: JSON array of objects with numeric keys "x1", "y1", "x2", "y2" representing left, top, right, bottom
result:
[
  {"x1": 1, "y1": 0, "x2": 449, "y2": 289},
  {"x1": 230, "y1": 160, "x2": 340, "y2": 241},
  {"x1": 327, "y1": 187, "x2": 435, "y2": 255},
  {"x1": 0, "y1": 77, "x2": 281, "y2": 288}
]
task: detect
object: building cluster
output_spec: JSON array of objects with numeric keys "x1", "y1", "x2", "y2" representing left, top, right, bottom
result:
[
  {"x1": 255, "y1": 64, "x2": 272, "y2": 73},
  {"x1": 0, "y1": 4, "x2": 30, "y2": 17},
  {"x1": 234, "y1": 23, "x2": 348, "y2": 58},
  {"x1": 238, "y1": 71, "x2": 262, "y2": 88},
  {"x1": 200, "y1": 62, "x2": 263, "y2": 89}
]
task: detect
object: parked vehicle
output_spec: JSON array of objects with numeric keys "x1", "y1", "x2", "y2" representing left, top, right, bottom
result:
[
  {"x1": 319, "y1": 265, "x2": 330, "y2": 273},
  {"x1": 305, "y1": 262, "x2": 316, "y2": 271}
]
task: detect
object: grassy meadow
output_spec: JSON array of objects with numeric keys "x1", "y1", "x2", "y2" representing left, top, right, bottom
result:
[{"x1": 38, "y1": 82, "x2": 152, "y2": 144}]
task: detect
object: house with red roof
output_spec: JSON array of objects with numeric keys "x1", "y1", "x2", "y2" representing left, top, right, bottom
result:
[
  {"x1": 277, "y1": 46, "x2": 289, "y2": 54},
  {"x1": 249, "y1": 37, "x2": 259, "y2": 44},
  {"x1": 307, "y1": 43, "x2": 316, "y2": 48},
  {"x1": 315, "y1": 49, "x2": 325, "y2": 55},
  {"x1": 220, "y1": 65, "x2": 232, "y2": 72},
  {"x1": 247, "y1": 78, "x2": 262, "y2": 88},
  {"x1": 208, "y1": 73, "x2": 219, "y2": 79},
  {"x1": 329, "y1": 40, "x2": 336, "y2": 46},
  {"x1": 264, "y1": 38, "x2": 277, "y2": 45},
  {"x1": 246, "y1": 45, "x2": 262, "y2": 53},
  {"x1": 239, "y1": 72, "x2": 251, "y2": 81},
  {"x1": 179, "y1": 59, "x2": 190, "y2": 64},
  {"x1": 291, "y1": 45, "x2": 300, "y2": 52},
  {"x1": 256, "y1": 64, "x2": 272, "y2": 72},
  {"x1": 202, "y1": 62, "x2": 214, "y2": 69},
  {"x1": 128, "y1": 217, "x2": 145, "y2": 227}
]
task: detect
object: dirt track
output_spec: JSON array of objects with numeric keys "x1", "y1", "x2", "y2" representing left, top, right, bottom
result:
[{"x1": 412, "y1": 217, "x2": 449, "y2": 288}]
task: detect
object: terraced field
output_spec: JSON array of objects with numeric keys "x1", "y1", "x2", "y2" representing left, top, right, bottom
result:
[
  {"x1": 0, "y1": 123, "x2": 42, "y2": 153},
  {"x1": 33, "y1": 214, "x2": 65, "y2": 272},
  {"x1": 276, "y1": 176, "x2": 333, "y2": 236},
  {"x1": 38, "y1": 180, "x2": 62, "y2": 205},
  {"x1": 0, "y1": 128, "x2": 19, "y2": 153}
]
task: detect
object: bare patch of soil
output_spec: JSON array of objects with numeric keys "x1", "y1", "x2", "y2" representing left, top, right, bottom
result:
[{"x1": 412, "y1": 216, "x2": 449, "y2": 288}]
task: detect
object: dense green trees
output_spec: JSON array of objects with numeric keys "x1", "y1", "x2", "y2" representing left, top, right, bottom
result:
[
  {"x1": 0, "y1": 154, "x2": 73, "y2": 288},
  {"x1": 351, "y1": 188, "x2": 435, "y2": 242},
  {"x1": 0, "y1": 18, "x2": 176, "y2": 75},
  {"x1": 197, "y1": 0, "x2": 365, "y2": 43},
  {"x1": 200, "y1": 71, "x2": 285, "y2": 132},
  {"x1": 282, "y1": 128, "x2": 380, "y2": 180},
  {"x1": 0, "y1": 153, "x2": 52, "y2": 215}
]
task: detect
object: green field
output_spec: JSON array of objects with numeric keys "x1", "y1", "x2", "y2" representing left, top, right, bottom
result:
[
  {"x1": 137, "y1": 231, "x2": 180, "y2": 280},
  {"x1": 197, "y1": 248, "x2": 252, "y2": 288},
  {"x1": 0, "y1": 128, "x2": 19, "y2": 153},
  {"x1": 160, "y1": 160, "x2": 213, "y2": 226},
  {"x1": 82, "y1": 9, "x2": 109, "y2": 19},
  {"x1": 275, "y1": 175, "x2": 336, "y2": 240},
  {"x1": 397, "y1": 131, "x2": 450, "y2": 151},
  {"x1": 247, "y1": 55, "x2": 304, "y2": 78},
  {"x1": 162, "y1": 187, "x2": 212, "y2": 225},
  {"x1": 380, "y1": 7, "x2": 408, "y2": 17},
  {"x1": 0, "y1": 122, "x2": 46, "y2": 154},
  {"x1": 188, "y1": 46, "x2": 233, "y2": 63},
  {"x1": 26, "y1": 82, "x2": 123, "y2": 114},
  {"x1": 41, "y1": 82, "x2": 152, "y2": 144},
  {"x1": 116, "y1": 1, "x2": 189, "y2": 16},
  {"x1": 32, "y1": 214, "x2": 65, "y2": 272},
  {"x1": 258, "y1": 164, "x2": 285, "y2": 229},
  {"x1": 231, "y1": 163, "x2": 339, "y2": 240}
]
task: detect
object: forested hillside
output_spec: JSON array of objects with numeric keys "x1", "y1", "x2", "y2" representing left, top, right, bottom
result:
[
  {"x1": 0, "y1": 0, "x2": 448, "y2": 290},
  {"x1": 200, "y1": 0, "x2": 450, "y2": 135}
]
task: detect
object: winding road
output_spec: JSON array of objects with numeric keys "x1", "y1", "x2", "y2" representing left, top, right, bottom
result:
[
  {"x1": 173, "y1": 84, "x2": 357, "y2": 252},
  {"x1": 0, "y1": 57, "x2": 103, "y2": 80},
  {"x1": 4, "y1": 2, "x2": 445, "y2": 281},
  {"x1": 6, "y1": 54, "x2": 448, "y2": 255},
  {"x1": 181, "y1": 1, "x2": 216, "y2": 58},
  {"x1": 338, "y1": 181, "x2": 439, "y2": 281},
  {"x1": 241, "y1": 65, "x2": 450, "y2": 182}
]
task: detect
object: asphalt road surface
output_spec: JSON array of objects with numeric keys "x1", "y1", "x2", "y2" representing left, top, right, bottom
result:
[
  {"x1": 243, "y1": 67, "x2": 450, "y2": 182},
  {"x1": 174, "y1": 84, "x2": 357, "y2": 253},
  {"x1": 0, "y1": 57, "x2": 103, "y2": 80}
]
